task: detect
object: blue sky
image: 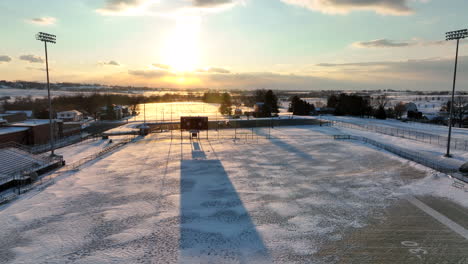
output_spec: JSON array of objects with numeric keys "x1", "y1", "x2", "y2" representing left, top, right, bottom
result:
[{"x1": 0, "y1": 0, "x2": 467, "y2": 90}]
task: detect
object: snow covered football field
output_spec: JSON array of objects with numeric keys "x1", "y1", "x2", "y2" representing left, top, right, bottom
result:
[{"x1": 1, "y1": 126, "x2": 468, "y2": 263}]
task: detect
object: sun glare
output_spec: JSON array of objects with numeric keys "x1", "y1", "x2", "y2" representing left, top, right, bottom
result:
[{"x1": 164, "y1": 16, "x2": 201, "y2": 72}]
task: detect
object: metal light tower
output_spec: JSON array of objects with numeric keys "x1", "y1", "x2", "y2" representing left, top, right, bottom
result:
[
  {"x1": 445, "y1": 29, "x2": 467, "y2": 158},
  {"x1": 36, "y1": 32, "x2": 57, "y2": 156}
]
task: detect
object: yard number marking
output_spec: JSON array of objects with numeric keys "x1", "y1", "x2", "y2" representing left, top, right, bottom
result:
[{"x1": 401, "y1": 241, "x2": 428, "y2": 260}]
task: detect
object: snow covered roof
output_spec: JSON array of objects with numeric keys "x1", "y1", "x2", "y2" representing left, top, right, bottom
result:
[
  {"x1": 0, "y1": 127, "x2": 29, "y2": 135},
  {"x1": 57, "y1": 110, "x2": 82, "y2": 115},
  {"x1": 5, "y1": 110, "x2": 33, "y2": 118},
  {"x1": 8, "y1": 119, "x2": 62, "y2": 127}
]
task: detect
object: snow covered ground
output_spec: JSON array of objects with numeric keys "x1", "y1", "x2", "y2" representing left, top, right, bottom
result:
[
  {"x1": 130, "y1": 102, "x2": 222, "y2": 123},
  {"x1": 319, "y1": 115, "x2": 468, "y2": 140},
  {"x1": 0, "y1": 88, "x2": 98, "y2": 101},
  {"x1": 0, "y1": 88, "x2": 192, "y2": 101},
  {"x1": 1, "y1": 126, "x2": 467, "y2": 263},
  {"x1": 55, "y1": 137, "x2": 131, "y2": 164}
]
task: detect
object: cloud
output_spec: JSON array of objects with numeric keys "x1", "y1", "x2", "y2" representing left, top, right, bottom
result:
[
  {"x1": 99, "y1": 60, "x2": 121, "y2": 66},
  {"x1": 112, "y1": 54, "x2": 468, "y2": 91},
  {"x1": 196, "y1": 67, "x2": 231, "y2": 74},
  {"x1": 96, "y1": 0, "x2": 240, "y2": 16},
  {"x1": 315, "y1": 57, "x2": 468, "y2": 85},
  {"x1": 353, "y1": 39, "x2": 411, "y2": 48},
  {"x1": 192, "y1": 0, "x2": 234, "y2": 8},
  {"x1": 317, "y1": 61, "x2": 389, "y2": 67},
  {"x1": 26, "y1": 67, "x2": 47, "y2": 72},
  {"x1": 19, "y1": 55, "x2": 44, "y2": 64},
  {"x1": 280, "y1": 0, "x2": 414, "y2": 15},
  {"x1": 0, "y1": 55, "x2": 12, "y2": 63},
  {"x1": 126, "y1": 68, "x2": 357, "y2": 89},
  {"x1": 29, "y1": 17, "x2": 57, "y2": 25},
  {"x1": 352, "y1": 38, "x2": 449, "y2": 48},
  {"x1": 128, "y1": 69, "x2": 174, "y2": 78},
  {"x1": 152, "y1": 63, "x2": 172, "y2": 70},
  {"x1": 96, "y1": 0, "x2": 153, "y2": 15}
]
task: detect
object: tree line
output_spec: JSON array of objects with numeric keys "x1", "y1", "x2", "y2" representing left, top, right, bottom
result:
[
  {"x1": 2, "y1": 93, "x2": 202, "y2": 119},
  {"x1": 203, "y1": 89, "x2": 280, "y2": 117},
  {"x1": 288, "y1": 96, "x2": 315, "y2": 116}
]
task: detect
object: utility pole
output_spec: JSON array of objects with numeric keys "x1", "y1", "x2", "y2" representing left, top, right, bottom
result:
[
  {"x1": 445, "y1": 29, "x2": 467, "y2": 157},
  {"x1": 36, "y1": 32, "x2": 56, "y2": 156}
]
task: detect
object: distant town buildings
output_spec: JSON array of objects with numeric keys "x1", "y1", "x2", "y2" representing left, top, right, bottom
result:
[
  {"x1": 57, "y1": 110, "x2": 83, "y2": 122},
  {"x1": 100, "y1": 105, "x2": 130, "y2": 120}
]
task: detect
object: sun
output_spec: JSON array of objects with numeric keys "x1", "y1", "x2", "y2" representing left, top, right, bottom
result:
[{"x1": 164, "y1": 16, "x2": 201, "y2": 72}]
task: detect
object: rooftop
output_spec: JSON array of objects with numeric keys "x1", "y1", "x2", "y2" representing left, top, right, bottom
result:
[
  {"x1": 5, "y1": 110, "x2": 33, "y2": 118},
  {"x1": 0, "y1": 127, "x2": 29, "y2": 135},
  {"x1": 57, "y1": 110, "x2": 82, "y2": 115},
  {"x1": 8, "y1": 119, "x2": 61, "y2": 127}
]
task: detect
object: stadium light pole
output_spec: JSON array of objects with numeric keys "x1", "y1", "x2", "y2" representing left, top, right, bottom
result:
[
  {"x1": 36, "y1": 32, "x2": 57, "y2": 156},
  {"x1": 445, "y1": 29, "x2": 467, "y2": 158}
]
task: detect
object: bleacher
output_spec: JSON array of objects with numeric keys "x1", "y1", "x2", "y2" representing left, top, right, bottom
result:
[{"x1": 0, "y1": 143, "x2": 63, "y2": 188}]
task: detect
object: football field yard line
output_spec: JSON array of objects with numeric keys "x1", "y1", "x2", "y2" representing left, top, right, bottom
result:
[{"x1": 407, "y1": 196, "x2": 468, "y2": 240}]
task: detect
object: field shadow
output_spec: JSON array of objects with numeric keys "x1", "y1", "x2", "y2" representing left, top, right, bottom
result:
[
  {"x1": 255, "y1": 128, "x2": 315, "y2": 162},
  {"x1": 191, "y1": 142, "x2": 207, "y2": 160},
  {"x1": 180, "y1": 157, "x2": 269, "y2": 262}
]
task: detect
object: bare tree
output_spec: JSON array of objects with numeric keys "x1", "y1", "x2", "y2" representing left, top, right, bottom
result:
[
  {"x1": 452, "y1": 96, "x2": 468, "y2": 128},
  {"x1": 372, "y1": 95, "x2": 389, "y2": 108},
  {"x1": 394, "y1": 102, "x2": 406, "y2": 119}
]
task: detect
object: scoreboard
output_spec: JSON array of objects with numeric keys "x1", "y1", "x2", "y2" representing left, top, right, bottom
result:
[{"x1": 180, "y1": 117, "x2": 209, "y2": 130}]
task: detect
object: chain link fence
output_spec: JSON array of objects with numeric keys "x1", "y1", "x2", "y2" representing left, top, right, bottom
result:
[
  {"x1": 330, "y1": 120, "x2": 468, "y2": 151},
  {"x1": 0, "y1": 135, "x2": 136, "y2": 204}
]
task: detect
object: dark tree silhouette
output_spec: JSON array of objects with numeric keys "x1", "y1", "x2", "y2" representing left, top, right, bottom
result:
[
  {"x1": 329, "y1": 93, "x2": 372, "y2": 117},
  {"x1": 374, "y1": 106, "x2": 387, "y2": 120},
  {"x1": 289, "y1": 96, "x2": 315, "y2": 116},
  {"x1": 219, "y1": 92, "x2": 233, "y2": 116}
]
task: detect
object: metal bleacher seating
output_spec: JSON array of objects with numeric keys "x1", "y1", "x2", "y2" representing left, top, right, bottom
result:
[{"x1": 0, "y1": 143, "x2": 57, "y2": 186}]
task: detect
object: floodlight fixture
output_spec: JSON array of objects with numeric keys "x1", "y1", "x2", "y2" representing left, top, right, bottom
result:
[
  {"x1": 36, "y1": 32, "x2": 57, "y2": 156},
  {"x1": 36, "y1": 32, "x2": 57, "y2": 43},
  {"x1": 444, "y1": 29, "x2": 467, "y2": 158},
  {"x1": 446, "y1": 29, "x2": 468, "y2": 41}
]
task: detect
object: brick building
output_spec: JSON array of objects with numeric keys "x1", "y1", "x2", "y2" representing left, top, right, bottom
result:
[{"x1": 3, "y1": 120, "x2": 63, "y2": 145}]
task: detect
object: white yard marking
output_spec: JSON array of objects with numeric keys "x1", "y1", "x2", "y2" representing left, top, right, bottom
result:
[{"x1": 407, "y1": 196, "x2": 468, "y2": 240}]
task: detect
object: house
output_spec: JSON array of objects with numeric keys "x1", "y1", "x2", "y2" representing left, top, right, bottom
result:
[
  {"x1": 100, "y1": 105, "x2": 130, "y2": 120},
  {"x1": 404, "y1": 102, "x2": 418, "y2": 112},
  {"x1": 57, "y1": 110, "x2": 83, "y2": 122}
]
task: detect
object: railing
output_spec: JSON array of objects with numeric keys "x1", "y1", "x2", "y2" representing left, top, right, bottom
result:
[
  {"x1": 0, "y1": 142, "x2": 32, "y2": 153},
  {"x1": 0, "y1": 135, "x2": 136, "y2": 204},
  {"x1": 330, "y1": 120, "x2": 468, "y2": 151},
  {"x1": 64, "y1": 135, "x2": 136, "y2": 171},
  {"x1": 29, "y1": 134, "x2": 95, "y2": 154},
  {"x1": 345, "y1": 135, "x2": 459, "y2": 174}
]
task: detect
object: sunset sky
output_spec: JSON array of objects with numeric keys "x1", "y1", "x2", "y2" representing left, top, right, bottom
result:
[{"x1": 0, "y1": 0, "x2": 467, "y2": 90}]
